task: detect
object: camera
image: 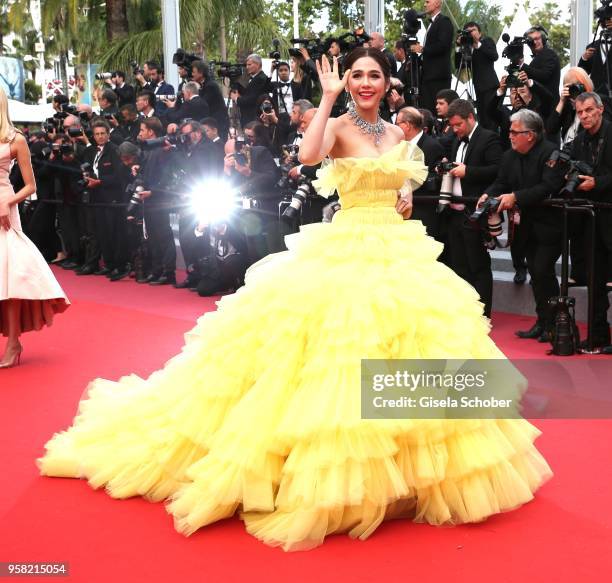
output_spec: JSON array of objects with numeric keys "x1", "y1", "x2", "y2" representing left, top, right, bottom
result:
[
  {"x1": 457, "y1": 28, "x2": 473, "y2": 46},
  {"x1": 470, "y1": 196, "x2": 501, "y2": 222},
  {"x1": 277, "y1": 144, "x2": 301, "y2": 190},
  {"x1": 567, "y1": 82, "x2": 586, "y2": 99},
  {"x1": 156, "y1": 94, "x2": 177, "y2": 102},
  {"x1": 435, "y1": 161, "x2": 457, "y2": 213},
  {"x1": 260, "y1": 101, "x2": 273, "y2": 114},
  {"x1": 402, "y1": 9, "x2": 424, "y2": 43},
  {"x1": 60, "y1": 143, "x2": 73, "y2": 155},
  {"x1": 125, "y1": 178, "x2": 146, "y2": 220},
  {"x1": 216, "y1": 62, "x2": 245, "y2": 80},
  {"x1": 138, "y1": 133, "x2": 189, "y2": 150},
  {"x1": 66, "y1": 127, "x2": 83, "y2": 138},
  {"x1": 289, "y1": 37, "x2": 326, "y2": 61},
  {"x1": 77, "y1": 162, "x2": 94, "y2": 202},
  {"x1": 95, "y1": 72, "x2": 113, "y2": 80},
  {"x1": 281, "y1": 180, "x2": 311, "y2": 222},
  {"x1": 501, "y1": 34, "x2": 528, "y2": 87},
  {"x1": 595, "y1": 0, "x2": 612, "y2": 24},
  {"x1": 131, "y1": 61, "x2": 144, "y2": 76},
  {"x1": 172, "y1": 48, "x2": 199, "y2": 69},
  {"x1": 549, "y1": 150, "x2": 594, "y2": 197},
  {"x1": 269, "y1": 38, "x2": 281, "y2": 62},
  {"x1": 60, "y1": 103, "x2": 78, "y2": 116}
]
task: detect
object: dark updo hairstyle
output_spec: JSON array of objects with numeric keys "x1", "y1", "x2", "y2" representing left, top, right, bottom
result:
[{"x1": 342, "y1": 46, "x2": 391, "y2": 81}]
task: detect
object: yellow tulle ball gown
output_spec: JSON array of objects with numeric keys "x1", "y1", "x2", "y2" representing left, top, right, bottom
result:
[{"x1": 38, "y1": 141, "x2": 552, "y2": 551}]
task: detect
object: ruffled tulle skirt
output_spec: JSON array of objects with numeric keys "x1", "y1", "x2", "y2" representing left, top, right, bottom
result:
[{"x1": 39, "y1": 207, "x2": 551, "y2": 551}]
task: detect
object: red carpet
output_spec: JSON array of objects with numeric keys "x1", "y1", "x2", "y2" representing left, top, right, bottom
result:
[{"x1": 1, "y1": 267, "x2": 611, "y2": 582}]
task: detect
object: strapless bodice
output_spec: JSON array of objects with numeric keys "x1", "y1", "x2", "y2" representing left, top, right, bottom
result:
[{"x1": 313, "y1": 141, "x2": 428, "y2": 211}]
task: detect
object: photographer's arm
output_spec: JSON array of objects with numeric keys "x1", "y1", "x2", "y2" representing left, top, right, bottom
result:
[
  {"x1": 521, "y1": 50, "x2": 559, "y2": 85},
  {"x1": 477, "y1": 37, "x2": 498, "y2": 61},
  {"x1": 299, "y1": 56, "x2": 348, "y2": 165}
]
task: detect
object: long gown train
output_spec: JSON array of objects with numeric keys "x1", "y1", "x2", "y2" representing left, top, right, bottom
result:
[{"x1": 39, "y1": 142, "x2": 552, "y2": 551}]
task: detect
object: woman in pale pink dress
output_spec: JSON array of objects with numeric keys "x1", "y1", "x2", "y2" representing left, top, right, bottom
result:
[{"x1": 0, "y1": 87, "x2": 69, "y2": 368}]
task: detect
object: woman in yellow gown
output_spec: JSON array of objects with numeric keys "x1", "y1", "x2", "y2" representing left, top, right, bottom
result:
[{"x1": 39, "y1": 48, "x2": 552, "y2": 551}]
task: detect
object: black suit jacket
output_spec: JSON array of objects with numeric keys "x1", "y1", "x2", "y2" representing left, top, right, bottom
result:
[
  {"x1": 166, "y1": 95, "x2": 210, "y2": 124},
  {"x1": 449, "y1": 125, "x2": 503, "y2": 204},
  {"x1": 115, "y1": 83, "x2": 135, "y2": 107},
  {"x1": 486, "y1": 140, "x2": 564, "y2": 231},
  {"x1": 521, "y1": 47, "x2": 561, "y2": 107},
  {"x1": 468, "y1": 37, "x2": 499, "y2": 92},
  {"x1": 200, "y1": 80, "x2": 230, "y2": 138},
  {"x1": 85, "y1": 142, "x2": 123, "y2": 203},
  {"x1": 569, "y1": 119, "x2": 612, "y2": 203},
  {"x1": 238, "y1": 71, "x2": 272, "y2": 125},
  {"x1": 421, "y1": 14, "x2": 454, "y2": 81},
  {"x1": 579, "y1": 49, "x2": 611, "y2": 93},
  {"x1": 411, "y1": 133, "x2": 445, "y2": 238}
]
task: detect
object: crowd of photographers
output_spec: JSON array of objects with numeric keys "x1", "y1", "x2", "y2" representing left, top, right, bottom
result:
[{"x1": 14, "y1": 0, "x2": 612, "y2": 351}]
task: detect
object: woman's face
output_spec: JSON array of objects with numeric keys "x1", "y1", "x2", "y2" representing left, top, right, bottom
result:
[
  {"x1": 347, "y1": 57, "x2": 389, "y2": 111},
  {"x1": 290, "y1": 58, "x2": 297, "y2": 73}
]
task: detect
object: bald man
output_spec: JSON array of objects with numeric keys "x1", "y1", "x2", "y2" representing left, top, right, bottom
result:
[{"x1": 369, "y1": 32, "x2": 398, "y2": 74}]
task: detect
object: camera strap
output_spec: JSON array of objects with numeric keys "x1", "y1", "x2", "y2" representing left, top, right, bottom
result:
[{"x1": 589, "y1": 121, "x2": 608, "y2": 170}]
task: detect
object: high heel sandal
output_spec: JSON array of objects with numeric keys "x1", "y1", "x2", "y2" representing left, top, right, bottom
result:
[{"x1": 0, "y1": 347, "x2": 23, "y2": 369}]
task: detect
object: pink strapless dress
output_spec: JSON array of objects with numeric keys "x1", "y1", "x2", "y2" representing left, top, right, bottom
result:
[{"x1": 0, "y1": 140, "x2": 69, "y2": 336}]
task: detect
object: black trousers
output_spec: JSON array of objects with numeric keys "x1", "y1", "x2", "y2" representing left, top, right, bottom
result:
[
  {"x1": 523, "y1": 221, "x2": 563, "y2": 327},
  {"x1": 419, "y1": 78, "x2": 451, "y2": 116},
  {"x1": 95, "y1": 205, "x2": 129, "y2": 270},
  {"x1": 475, "y1": 87, "x2": 498, "y2": 131},
  {"x1": 197, "y1": 254, "x2": 247, "y2": 296},
  {"x1": 444, "y1": 210, "x2": 493, "y2": 317},
  {"x1": 60, "y1": 204, "x2": 82, "y2": 261},
  {"x1": 510, "y1": 219, "x2": 528, "y2": 272},
  {"x1": 80, "y1": 205, "x2": 101, "y2": 269},
  {"x1": 178, "y1": 209, "x2": 200, "y2": 269},
  {"x1": 589, "y1": 210, "x2": 612, "y2": 343},
  {"x1": 144, "y1": 204, "x2": 176, "y2": 276},
  {"x1": 27, "y1": 200, "x2": 61, "y2": 260}
]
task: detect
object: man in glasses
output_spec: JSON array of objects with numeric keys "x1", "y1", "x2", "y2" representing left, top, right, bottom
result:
[{"x1": 479, "y1": 109, "x2": 565, "y2": 342}]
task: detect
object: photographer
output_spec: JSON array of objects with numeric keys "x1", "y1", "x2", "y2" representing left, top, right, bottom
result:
[
  {"x1": 224, "y1": 131, "x2": 282, "y2": 262},
  {"x1": 396, "y1": 106, "x2": 445, "y2": 240},
  {"x1": 369, "y1": 32, "x2": 398, "y2": 75},
  {"x1": 191, "y1": 60, "x2": 230, "y2": 140},
  {"x1": 201, "y1": 117, "x2": 226, "y2": 153},
  {"x1": 479, "y1": 110, "x2": 565, "y2": 342},
  {"x1": 289, "y1": 48, "x2": 319, "y2": 103},
  {"x1": 174, "y1": 119, "x2": 224, "y2": 290},
  {"x1": 99, "y1": 89, "x2": 119, "y2": 116},
  {"x1": 164, "y1": 81, "x2": 210, "y2": 126},
  {"x1": 568, "y1": 92, "x2": 612, "y2": 348},
  {"x1": 280, "y1": 107, "x2": 327, "y2": 227},
  {"x1": 135, "y1": 117, "x2": 177, "y2": 285},
  {"x1": 139, "y1": 61, "x2": 175, "y2": 115},
  {"x1": 83, "y1": 119, "x2": 129, "y2": 280},
  {"x1": 380, "y1": 78, "x2": 406, "y2": 124},
  {"x1": 111, "y1": 71, "x2": 135, "y2": 107},
  {"x1": 455, "y1": 22, "x2": 499, "y2": 130},
  {"x1": 193, "y1": 218, "x2": 249, "y2": 297},
  {"x1": 579, "y1": 15, "x2": 612, "y2": 94},
  {"x1": 288, "y1": 99, "x2": 315, "y2": 144},
  {"x1": 115, "y1": 103, "x2": 141, "y2": 143},
  {"x1": 255, "y1": 95, "x2": 291, "y2": 156},
  {"x1": 237, "y1": 54, "x2": 272, "y2": 125},
  {"x1": 51, "y1": 137, "x2": 85, "y2": 270},
  {"x1": 521, "y1": 26, "x2": 561, "y2": 108},
  {"x1": 136, "y1": 90, "x2": 157, "y2": 119},
  {"x1": 441, "y1": 99, "x2": 503, "y2": 317},
  {"x1": 272, "y1": 61, "x2": 301, "y2": 118},
  {"x1": 546, "y1": 67, "x2": 595, "y2": 147},
  {"x1": 487, "y1": 70, "x2": 554, "y2": 149},
  {"x1": 434, "y1": 88, "x2": 459, "y2": 156},
  {"x1": 118, "y1": 141, "x2": 150, "y2": 282},
  {"x1": 409, "y1": 0, "x2": 454, "y2": 114}
]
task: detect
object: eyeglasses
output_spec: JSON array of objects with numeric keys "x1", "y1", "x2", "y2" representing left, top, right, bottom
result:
[{"x1": 508, "y1": 129, "x2": 532, "y2": 136}]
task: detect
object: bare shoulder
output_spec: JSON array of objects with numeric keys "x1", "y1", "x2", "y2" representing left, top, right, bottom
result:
[
  {"x1": 9, "y1": 131, "x2": 27, "y2": 157},
  {"x1": 386, "y1": 123, "x2": 404, "y2": 141}
]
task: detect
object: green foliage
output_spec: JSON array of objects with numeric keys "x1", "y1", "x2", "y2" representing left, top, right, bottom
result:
[{"x1": 25, "y1": 79, "x2": 42, "y2": 104}]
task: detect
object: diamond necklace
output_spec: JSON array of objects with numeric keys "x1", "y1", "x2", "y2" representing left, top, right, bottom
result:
[{"x1": 347, "y1": 99, "x2": 386, "y2": 145}]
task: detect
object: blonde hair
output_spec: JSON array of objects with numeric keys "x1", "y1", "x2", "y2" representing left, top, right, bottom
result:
[
  {"x1": 563, "y1": 67, "x2": 594, "y2": 93},
  {"x1": 0, "y1": 86, "x2": 17, "y2": 143}
]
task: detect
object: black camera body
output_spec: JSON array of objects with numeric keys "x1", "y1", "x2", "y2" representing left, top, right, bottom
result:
[
  {"x1": 402, "y1": 9, "x2": 423, "y2": 41},
  {"x1": 551, "y1": 150, "x2": 594, "y2": 197},
  {"x1": 436, "y1": 161, "x2": 457, "y2": 174},
  {"x1": 125, "y1": 177, "x2": 146, "y2": 220},
  {"x1": 216, "y1": 61, "x2": 246, "y2": 80},
  {"x1": 131, "y1": 61, "x2": 144, "y2": 76},
  {"x1": 289, "y1": 37, "x2": 326, "y2": 61},
  {"x1": 470, "y1": 196, "x2": 501, "y2": 222},
  {"x1": 173, "y1": 48, "x2": 199, "y2": 69},
  {"x1": 501, "y1": 34, "x2": 528, "y2": 87},
  {"x1": 568, "y1": 82, "x2": 586, "y2": 99}
]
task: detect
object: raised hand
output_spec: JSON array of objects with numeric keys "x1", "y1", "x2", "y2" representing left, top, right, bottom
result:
[{"x1": 316, "y1": 55, "x2": 350, "y2": 99}]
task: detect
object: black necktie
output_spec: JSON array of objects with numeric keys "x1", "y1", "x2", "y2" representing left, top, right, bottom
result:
[{"x1": 461, "y1": 136, "x2": 470, "y2": 145}]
